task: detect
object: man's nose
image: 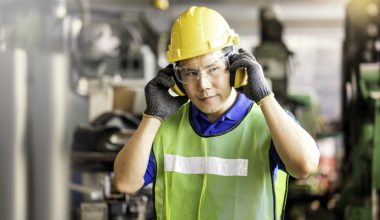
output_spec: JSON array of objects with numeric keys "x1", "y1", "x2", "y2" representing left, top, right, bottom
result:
[{"x1": 197, "y1": 71, "x2": 212, "y2": 90}]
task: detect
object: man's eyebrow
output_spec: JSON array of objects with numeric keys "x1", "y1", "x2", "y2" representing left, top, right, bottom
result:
[
  {"x1": 204, "y1": 57, "x2": 224, "y2": 69},
  {"x1": 180, "y1": 67, "x2": 198, "y2": 72}
]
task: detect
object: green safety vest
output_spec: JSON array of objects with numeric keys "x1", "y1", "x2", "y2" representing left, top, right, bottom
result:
[{"x1": 153, "y1": 102, "x2": 288, "y2": 220}]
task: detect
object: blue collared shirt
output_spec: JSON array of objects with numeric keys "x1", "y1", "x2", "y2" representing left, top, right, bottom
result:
[
  {"x1": 189, "y1": 92, "x2": 251, "y2": 136},
  {"x1": 143, "y1": 93, "x2": 289, "y2": 187}
]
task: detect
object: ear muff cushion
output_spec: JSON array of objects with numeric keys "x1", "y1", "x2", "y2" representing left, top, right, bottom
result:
[
  {"x1": 229, "y1": 69, "x2": 236, "y2": 88},
  {"x1": 228, "y1": 54, "x2": 248, "y2": 88},
  {"x1": 233, "y1": 67, "x2": 248, "y2": 88},
  {"x1": 230, "y1": 66, "x2": 247, "y2": 89}
]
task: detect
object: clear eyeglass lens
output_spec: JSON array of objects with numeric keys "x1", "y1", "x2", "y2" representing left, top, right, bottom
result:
[{"x1": 177, "y1": 58, "x2": 227, "y2": 84}]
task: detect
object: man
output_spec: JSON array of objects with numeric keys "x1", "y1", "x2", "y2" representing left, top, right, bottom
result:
[{"x1": 113, "y1": 6, "x2": 319, "y2": 220}]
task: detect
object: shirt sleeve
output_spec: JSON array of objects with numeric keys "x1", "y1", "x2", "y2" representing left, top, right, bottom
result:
[
  {"x1": 270, "y1": 144, "x2": 286, "y2": 172},
  {"x1": 143, "y1": 152, "x2": 155, "y2": 187}
]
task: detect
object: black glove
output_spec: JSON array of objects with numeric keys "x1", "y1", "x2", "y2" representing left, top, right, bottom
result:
[
  {"x1": 229, "y1": 48, "x2": 272, "y2": 103},
  {"x1": 144, "y1": 64, "x2": 188, "y2": 121}
]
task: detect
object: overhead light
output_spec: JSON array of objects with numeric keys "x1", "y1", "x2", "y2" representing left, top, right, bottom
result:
[{"x1": 56, "y1": 5, "x2": 67, "y2": 18}]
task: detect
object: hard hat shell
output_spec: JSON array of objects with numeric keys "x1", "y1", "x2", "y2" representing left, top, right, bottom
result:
[{"x1": 167, "y1": 6, "x2": 240, "y2": 63}]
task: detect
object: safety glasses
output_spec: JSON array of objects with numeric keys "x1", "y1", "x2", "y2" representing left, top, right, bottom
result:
[{"x1": 174, "y1": 53, "x2": 232, "y2": 85}]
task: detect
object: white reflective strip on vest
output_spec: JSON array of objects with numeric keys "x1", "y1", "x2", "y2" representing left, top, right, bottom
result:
[{"x1": 164, "y1": 154, "x2": 248, "y2": 176}]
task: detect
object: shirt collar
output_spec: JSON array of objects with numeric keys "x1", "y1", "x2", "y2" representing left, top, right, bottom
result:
[{"x1": 224, "y1": 93, "x2": 252, "y2": 121}]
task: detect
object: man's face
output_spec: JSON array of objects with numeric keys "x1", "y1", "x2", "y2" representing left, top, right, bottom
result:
[{"x1": 178, "y1": 50, "x2": 233, "y2": 121}]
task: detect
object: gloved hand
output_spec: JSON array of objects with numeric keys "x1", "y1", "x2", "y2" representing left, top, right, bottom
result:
[
  {"x1": 144, "y1": 64, "x2": 188, "y2": 121},
  {"x1": 229, "y1": 48, "x2": 272, "y2": 104}
]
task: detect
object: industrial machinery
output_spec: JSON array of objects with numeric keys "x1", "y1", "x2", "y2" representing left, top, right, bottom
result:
[
  {"x1": 70, "y1": 111, "x2": 154, "y2": 220},
  {"x1": 69, "y1": 14, "x2": 155, "y2": 97},
  {"x1": 339, "y1": 0, "x2": 380, "y2": 219},
  {"x1": 67, "y1": 5, "x2": 160, "y2": 219}
]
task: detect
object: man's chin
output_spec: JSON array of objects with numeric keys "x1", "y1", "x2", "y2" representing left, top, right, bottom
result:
[
  {"x1": 192, "y1": 99, "x2": 223, "y2": 114},
  {"x1": 197, "y1": 105, "x2": 219, "y2": 115}
]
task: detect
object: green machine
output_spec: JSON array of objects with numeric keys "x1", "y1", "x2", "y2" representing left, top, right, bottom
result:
[
  {"x1": 360, "y1": 63, "x2": 380, "y2": 192},
  {"x1": 340, "y1": 0, "x2": 380, "y2": 219}
]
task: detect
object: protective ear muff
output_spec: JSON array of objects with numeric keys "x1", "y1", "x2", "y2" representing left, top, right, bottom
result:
[
  {"x1": 170, "y1": 76, "x2": 187, "y2": 96},
  {"x1": 227, "y1": 51, "x2": 248, "y2": 89},
  {"x1": 230, "y1": 67, "x2": 248, "y2": 89}
]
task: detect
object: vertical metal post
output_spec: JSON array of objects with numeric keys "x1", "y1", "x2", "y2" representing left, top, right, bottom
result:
[
  {"x1": 0, "y1": 49, "x2": 28, "y2": 220},
  {"x1": 28, "y1": 53, "x2": 70, "y2": 220}
]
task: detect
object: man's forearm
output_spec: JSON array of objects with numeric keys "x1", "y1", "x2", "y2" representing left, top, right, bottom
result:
[
  {"x1": 260, "y1": 95, "x2": 320, "y2": 179},
  {"x1": 113, "y1": 116, "x2": 161, "y2": 193}
]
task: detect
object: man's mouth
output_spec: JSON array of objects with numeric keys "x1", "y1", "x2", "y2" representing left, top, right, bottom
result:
[{"x1": 199, "y1": 95, "x2": 216, "y2": 102}]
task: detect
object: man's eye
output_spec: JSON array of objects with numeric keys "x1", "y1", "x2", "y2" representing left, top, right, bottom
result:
[
  {"x1": 208, "y1": 67, "x2": 221, "y2": 73},
  {"x1": 182, "y1": 71, "x2": 197, "y2": 77}
]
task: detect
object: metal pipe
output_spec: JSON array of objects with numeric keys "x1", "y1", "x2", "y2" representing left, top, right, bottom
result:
[{"x1": 0, "y1": 49, "x2": 28, "y2": 220}]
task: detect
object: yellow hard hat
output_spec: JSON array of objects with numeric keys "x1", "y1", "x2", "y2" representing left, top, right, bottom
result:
[{"x1": 167, "y1": 6, "x2": 240, "y2": 63}]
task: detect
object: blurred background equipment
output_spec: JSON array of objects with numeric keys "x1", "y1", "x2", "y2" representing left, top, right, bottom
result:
[
  {"x1": 4, "y1": 0, "x2": 379, "y2": 219},
  {"x1": 253, "y1": 6, "x2": 293, "y2": 105},
  {"x1": 253, "y1": 5, "x2": 340, "y2": 220},
  {"x1": 253, "y1": 5, "x2": 320, "y2": 139},
  {"x1": 339, "y1": 0, "x2": 380, "y2": 219}
]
